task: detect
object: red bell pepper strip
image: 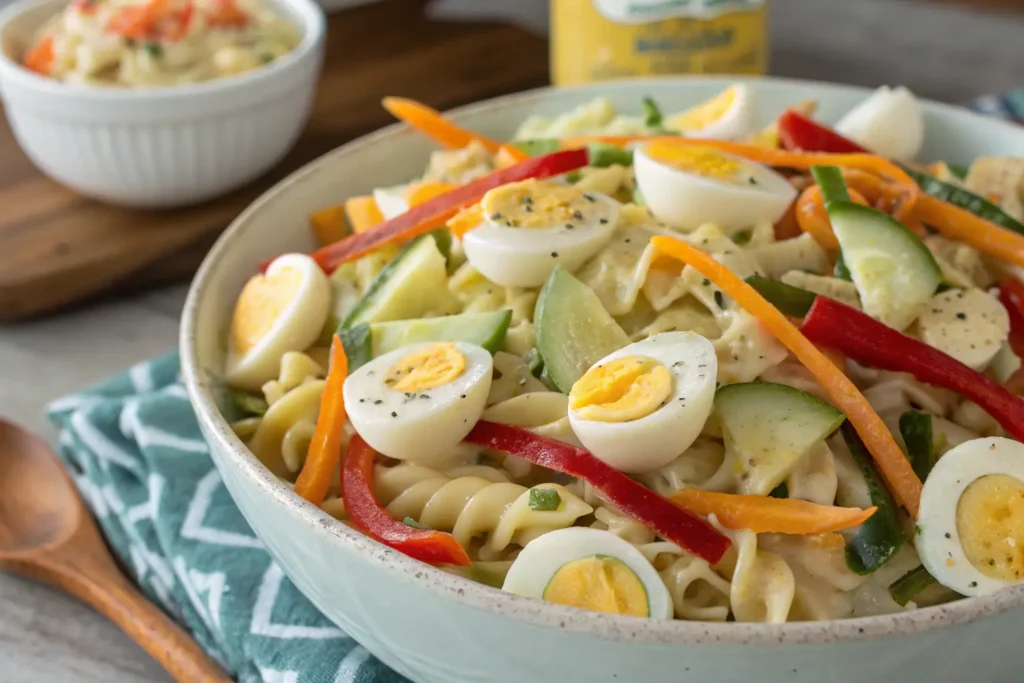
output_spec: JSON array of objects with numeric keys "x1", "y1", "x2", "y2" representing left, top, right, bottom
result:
[
  {"x1": 463, "y1": 421, "x2": 731, "y2": 565},
  {"x1": 802, "y1": 296, "x2": 1024, "y2": 442},
  {"x1": 266, "y1": 148, "x2": 590, "y2": 274},
  {"x1": 341, "y1": 434, "x2": 472, "y2": 566},
  {"x1": 777, "y1": 111, "x2": 867, "y2": 154},
  {"x1": 999, "y1": 278, "x2": 1024, "y2": 359}
]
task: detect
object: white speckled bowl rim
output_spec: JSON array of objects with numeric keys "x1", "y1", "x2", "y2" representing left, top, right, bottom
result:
[
  {"x1": 181, "y1": 76, "x2": 1024, "y2": 647},
  {"x1": 0, "y1": 0, "x2": 325, "y2": 101}
]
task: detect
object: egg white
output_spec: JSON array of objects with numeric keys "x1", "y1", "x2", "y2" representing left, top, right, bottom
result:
[
  {"x1": 634, "y1": 144, "x2": 797, "y2": 231},
  {"x1": 225, "y1": 253, "x2": 331, "y2": 391},
  {"x1": 502, "y1": 527, "x2": 673, "y2": 619},
  {"x1": 372, "y1": 185, "x2": 410, "y2": 220},
  {"x1": 461, "y1": 190, "x2": 620, "y2": 288},
  {"x1": 665, "y1": 83, "x2": 755, "y2": 140},
  {"x1": 343, "y1": 341, "x2": 492, "y2": 464},
  {"x1": 835, "y1": 86, "x2": 924, "y2": 162},
  {"x1": 917, "y1": 437, "x2": 1024, "y2": 596},
  {"x1": 568, "y1": 332, "x2": 718, "y2": 474}
]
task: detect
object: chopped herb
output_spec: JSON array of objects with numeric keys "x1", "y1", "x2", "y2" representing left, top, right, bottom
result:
[
  {"x1": 572, "y1": 210, "x2": 584, "y2": 220},
  {"x1": 551, "y1": 251, "x2": 559, "y2": 258},
  {"x1": 528, "y1": 488, "x2": 562, "y2": 511},
  {"x1": 564, "y1": 223, "x2": 574, "y2": 229},
  {"x1": 373, "y1": 399, "x2": 383, "y2": 405},
  {"x1": 956, "y1": 312, "x2": 967, "y2": 320},
  {"x1": 599, "y1": 218, "x2": 608, "y2": 224},
  {"x1": 769, "y1": 482, "x2": 789, "y2": 499},
  {"x1": 391, "y1": 411, "x2": 398, "y2": 418},
  {"x1": 142, "y1": 42, "x2": 163, "y2": 58},
  {"x1": 583, "y1": 193, "x2": 596, "y2": 203},
  {"x1": 732, "y1": 230, "x2": 752, "y2": 245},
  {"x1": 403, "y1": 517, "x2": 428, "y2": 530},
  {"x1": 748, "y1": 177, "x2": 758, "y2": 186},
  {"x1": 641, "y1": 96, "x2": 663, "y2": 128},
  {"x1": 702, "y1": 278, "x2": 711, "y2": 286},
  {"x1": 713, "y1": 290, "x2": 726, "y2": 309}
]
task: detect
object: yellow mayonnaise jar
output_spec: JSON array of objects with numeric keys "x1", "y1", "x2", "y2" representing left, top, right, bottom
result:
[{"x1": 551, "y1": 0, "x2": 768, "y2": 86}]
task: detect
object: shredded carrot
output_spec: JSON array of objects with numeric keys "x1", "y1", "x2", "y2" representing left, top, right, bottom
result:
[
  {"x1": 672, "y1": 489, "x2": 876, "y2": 535},
  {"x1": 816, "y1": 344, "x2": 848, "y2": 374},
  {"x1": 795, "y1": 185, "x2": 869, "y2": 250},
  {"x1": 23, "y1": 35, "x2": 55, "y2": 75},
  {"x1": 447, "y1": 203, "x2": 483, "y2": 238},
  {"x1": 650, "y1": 235, "x2": 923, "y2": 517},
  {"x1": 344, "y1": 196, "x2": 385, "y2": 234},
  {"x1": 915, "y1": 195, "x2": 1024, "y2": 268},
  {"x1": 309, "y1": 205, "x2": 349, "y2": 246},
  {"x1": 382, "y1": 97, "x2": 503, "y2": 154},
  {"x1": 294, "y1": 335, "x2": 348, "y2": 506}
]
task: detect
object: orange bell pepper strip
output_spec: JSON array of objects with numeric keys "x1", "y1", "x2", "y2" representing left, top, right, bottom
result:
[
  {"x1": 382, "y1": 97, "x2": 504, "y2": 154},
  {"x1": 309, "y1": 205, "x2": 349, "y2": 246},
  {"x1": 650, "y1": 235, "x2": 923, "y2": 518},
  {"x1": 294, "y1": 335, "x2": 348, "y2": 506},
  {"x1": 671, "y1": 489, "x2": 877, "y2": 535}
]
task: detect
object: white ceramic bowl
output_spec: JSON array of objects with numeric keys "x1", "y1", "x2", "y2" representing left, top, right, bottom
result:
[
  {"x1": 0, "y1": 0, "x2": 324, "y2": 208},
  {"x1": 181, "y1": 78, "x2": 1024, "y2": 683}
]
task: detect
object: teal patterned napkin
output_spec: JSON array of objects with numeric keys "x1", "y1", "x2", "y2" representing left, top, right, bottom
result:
[
  {"x1": 45, "y1": 92, "x2": 1022, "y2": 683},
  {"x1": 47, "y1": 354, "x2": 408, "y2": 683}
]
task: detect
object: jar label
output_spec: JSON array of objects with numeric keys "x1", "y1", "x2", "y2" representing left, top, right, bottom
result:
[{"x1": 592, "y1": 0, "x2": 766, "y2": 24}]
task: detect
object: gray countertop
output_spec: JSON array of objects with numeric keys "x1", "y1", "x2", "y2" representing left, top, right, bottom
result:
[{"x1": 1, "y1": 1, "x2": 1022, "y2": 681}]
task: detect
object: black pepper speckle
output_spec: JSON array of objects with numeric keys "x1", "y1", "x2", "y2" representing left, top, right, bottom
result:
[
  {"x1": 956, "y1": 312, "x2": 967, "y2": 320},
  {"x1": 551, "y1": 251, "x2": 559, "y2": 258},
  {"x1": 599, "y1": 218, "x2": 608, "y2": 224},
  {"x1": 391, "y1": 411, "x2": 398, "y2": 418}
]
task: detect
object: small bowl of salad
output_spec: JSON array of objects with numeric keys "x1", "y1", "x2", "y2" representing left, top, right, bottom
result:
[{"x1": 0, "y1": 0, "x2": 325, "y2": 207}]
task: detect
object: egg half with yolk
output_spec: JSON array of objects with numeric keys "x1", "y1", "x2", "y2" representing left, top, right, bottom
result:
[
  {"x1": 502, "y1": 527, "x2": 673, "y2": 619},
  {"x1": 343, "y1": 341, "x2": 492, "y2": 464},
  {"x1": 459, "y1": 179, "x2": 619, "y2": 288},
  {"x1": 917, "y1": 436, "x2": 1024, "y2": 596},
  {"x1": 664, "y1": 83, "x2": 754, "y2": 140},
  {"x1": 634, "y1": 142, "x2": 797, "y2": 231},
  {"x1": 568, "y1": 331, "x2": 718, "y2": 473},
  {"x1": 225, "y1": 253, "x2": 331, "y2": 391}
]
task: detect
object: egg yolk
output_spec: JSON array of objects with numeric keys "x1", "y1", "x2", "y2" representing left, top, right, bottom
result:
[
  {"x1": 542, "y1": 555, "x2": 650, "y2": 617},
  {"x1": 231, "y1": 265, "x2": 304, "y2": 353},
  {"x1": 956, "y1": 473, "x2": 1024, "y2": 582},
  {"x1": 644, "y1": 144, "x2": 752, "y2": 185},
  {"x1": 665, "y1": 85, "x2": 737, "y2": 132},
  {"x1": 385, "y1": 343, "x2": 466, "y2": 392},
  {"x1": 481, "y1": 180, "x2": 603, "y2": 229},
  {"x1": 569, "y1": 355, "x2": 673, "y2": 423}
]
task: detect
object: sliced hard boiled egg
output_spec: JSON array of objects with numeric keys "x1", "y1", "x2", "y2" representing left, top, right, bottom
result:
[
  {"x1": 664, "y1": 84, "x2": 754, "y2": 140},
  {"x1": 915, "y1": 288, "x2": 1009, "y2": 371},
  {"x1": 834, "y1": 86, "x2": 924, "y2": 162},
  {"x1": 343, "y1": 341, "x2": 492, "y2": 464},
  {"x1": 502, "y1": 527, "x2": 673, "y2": 619},
  {"x1": 917, "y1": 437, "x2": 1024, "y2": 596},
  {"x1": 634, "y1": 142, "x2": 797, "y2": 231},
  {"x1": 225, "y1": 253, "x2": 331, "y2": 391},
  {"x1": 568, "y1": 331, "x2": 717, "y2": 473},
  {"x1": 460, "y1": 179, "x2": 619, "y2": 287}
]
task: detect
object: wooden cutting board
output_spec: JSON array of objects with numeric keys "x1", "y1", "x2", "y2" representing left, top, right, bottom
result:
[{"x1": 0, "y1": 0, "x2": 548, "y2": 321}]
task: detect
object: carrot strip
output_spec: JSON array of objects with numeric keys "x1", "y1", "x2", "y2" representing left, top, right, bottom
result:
[
  {"x1": 672, "y1": 489, "x2": 877, "y2": 535},
  {"x1": 294, "y1": 335, "x2": 348, "y2": 506},
  {"x1": 650, "y1": 235, "x2": 923, "y2": 517},
  {"x1": 915, "y1": 194, "x2": 1024, "y2": 268},
  {"x1": 309, "y1": 205, "x2": 349, "y2": 246},
  {"x1": 343, "y1": 196, "x2": 385, "y2": 234},
  {"x1": 23, "y1": 35, "x2": 55, "y2": 75},
  {"x1": 383, "y1": 97, "x2": 503, "y2": 154}
]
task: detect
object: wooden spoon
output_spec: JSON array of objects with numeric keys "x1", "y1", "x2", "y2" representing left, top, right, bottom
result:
[{"x1": 0, "y1": 418, "x2": 232, "y2": 682}]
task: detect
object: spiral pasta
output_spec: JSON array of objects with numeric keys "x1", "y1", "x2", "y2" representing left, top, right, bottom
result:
[{"x1": 374, "y1": 463, "x2": 593, "y2": 556}]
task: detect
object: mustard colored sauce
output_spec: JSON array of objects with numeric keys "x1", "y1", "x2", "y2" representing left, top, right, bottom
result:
[{"x1": 550, "y1": 0, "x2": 768, "y2": 86}]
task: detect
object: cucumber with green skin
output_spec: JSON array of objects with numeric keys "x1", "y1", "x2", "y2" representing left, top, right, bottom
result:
[
  {"x1": 339, "y1": 310, "x2": 513, "y2": 371},
  {"x1": 341, "y1": 233, "x2": 456, "y2": 329},
  {"x1": 838, "y1": 423, "x2": 907, "y2": 575},
  {"x1": 899, "y1": 411, "x2": 936, "y2": 481},
  {"x1": 714, "y1": 382, "x2": 846, "y2": 496},
  {"x1": 904, "y1": 166, "x2": 1024, "y2": 236},
  {"x1": 744, "y1": 275, "x2": 818, "y2": 317},
  {"x1": 888, "y1": 564, "x2": 961, "y2": 607},
  {"x1": 534, "y1": 266, "x2": 629, "y2": 393}
]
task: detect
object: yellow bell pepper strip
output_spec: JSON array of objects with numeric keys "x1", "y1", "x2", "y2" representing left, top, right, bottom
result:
[
  {"x1": 671, "y1": 489, "x2": 877, "y2": 535},
  {"x1": 294, "y1": 335, "x2": 348, "y2": 506},
  {"x1": 650, "y1": 235, "x2": 923, "y2": 518},
  {"x1": 463, "y1": 421, "x2": 731, "y2": 564},
  {"x1": 341, "y1": 433, "x2": 472, "y2": 566}
]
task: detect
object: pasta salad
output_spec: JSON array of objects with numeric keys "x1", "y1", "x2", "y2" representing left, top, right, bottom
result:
[
  {"x1": 21, "y1": 0, "x2": 300, "y2": 86},
  {"x1": 223, "y1": 84, "x2": 1024, "y2": 623}
]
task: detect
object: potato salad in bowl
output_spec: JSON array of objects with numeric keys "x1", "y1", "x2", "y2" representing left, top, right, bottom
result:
[
  {"x1": 21, "y1": 0, "x2": 300, "y2": 85},
  {"x1": 220, "y1": 85, "x2": 1024, "y2": 624}
]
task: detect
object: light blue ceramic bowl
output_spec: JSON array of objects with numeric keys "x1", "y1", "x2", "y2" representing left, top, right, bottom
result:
[{"x1": 181, "y1": 77, "x2": 1024, "y2": 683}]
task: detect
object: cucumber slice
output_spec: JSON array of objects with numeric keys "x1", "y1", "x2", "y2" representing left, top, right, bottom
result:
[
  {"x1": 339, "y1": 310, "x2": 513, "y2": 370},
  {"x1": 837, "y1": 424, "x2": 907, "y2": 574},
  {"x1": 904, "y1": 167, "x2": 1024, "y2": 236},
  {"x1": 899, "y1": 410, "x2": 935, "y2": 481},
  {"x1": 744, "y1": 275, "x2": 817, "y2": 318},
  {"x1": 826, "y1": 200, "x2": 940, "y2": 330},
  {"x1": 714, "y1": 382, "x2": 846, "y2": 496},
  {"x1": 534, "y1": 266, "x2": 630, "y2": 393},
  {"x1": 342, "y1": 234, "x2": 457, "y2": 329}
]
